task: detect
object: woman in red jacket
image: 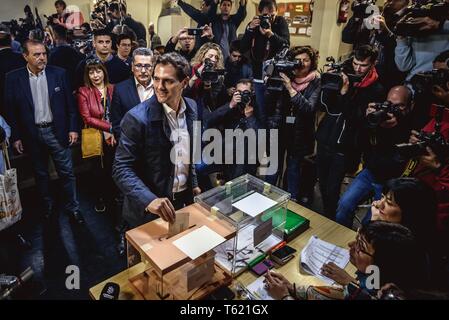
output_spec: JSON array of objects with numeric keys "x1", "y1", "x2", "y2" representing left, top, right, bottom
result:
[{"x1": 77, "y1": 59, "x2": 115, "y2": 213}]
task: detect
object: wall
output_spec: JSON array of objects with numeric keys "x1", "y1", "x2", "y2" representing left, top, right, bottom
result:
[{"x1": 0, "y1": 0, "x2": 37, "y2": 22}]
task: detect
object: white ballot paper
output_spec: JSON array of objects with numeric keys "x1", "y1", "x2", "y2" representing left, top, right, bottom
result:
[
  {"x1": 232, "y1": 192, "x2": 277, "y2": 217},
  {"x1": 247, "y1": 276, "x2": 274, "y2": 300},
  {"x1": 173, "y1": 225, "x2": 226, "y2": 260},
  {"x1": 301, "y1": 235, "x2": 350, "y2": 285}
]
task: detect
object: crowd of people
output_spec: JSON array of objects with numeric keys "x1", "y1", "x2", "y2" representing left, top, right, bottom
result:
[{"x1": 0, "y1": 0, "x2": 448, "y2": 299}]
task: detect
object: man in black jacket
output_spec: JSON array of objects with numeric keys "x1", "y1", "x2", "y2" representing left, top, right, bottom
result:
[
  {"x1": 105, "y1": 33, "x2": 133, "y2": 84},
  {"x1": 316, "y1": 45, "x2": 385, "y2": 219},
  {"x1": 0, "y1": 24, "x2": 26, "y2": 116},
  {"x1": 335, "y1": 85, "x2": 413, "y2": 228},
  {"x1": 165, "y1": 25, "x2": 214, "y2": 62},
  {"x1": 176, "y1": 0, "x2": 213, "y2": 27},
  {"x1": 240, "y1": 0, "x2": 290, "y2": 123},
  {"x1": 106, "y1": 2, "x2": 147, "y2": 47}
]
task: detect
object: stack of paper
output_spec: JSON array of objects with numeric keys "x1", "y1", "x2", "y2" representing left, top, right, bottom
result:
[{"x1": 232, "y1": 192, "x2": 278, "y2": 218}]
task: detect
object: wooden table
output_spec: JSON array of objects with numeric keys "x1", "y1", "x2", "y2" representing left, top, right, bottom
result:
[{"x1": 89, "y1": 201, "x2": 356, "y2": 300}]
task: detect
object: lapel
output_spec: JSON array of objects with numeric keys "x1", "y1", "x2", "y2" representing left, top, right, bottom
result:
[
  {"x1": 46, "y1": 67, "x2": 57, "y2": 101},
  {"x1": 19, "y1": 68, "x2": 34, "y2": 111},
  {"x1": 128, "y1": 78, "x2": 141, "y2": 107},
  {"x1": 148, "y1": 96, "x2": 172, "y2": 144}
]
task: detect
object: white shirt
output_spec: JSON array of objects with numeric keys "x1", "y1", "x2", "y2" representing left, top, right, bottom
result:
[
  {"x1": 28, "y1": 67, "x2": 53, "y2": 124},
  {"x1": 135, "y1": 78, "x2": 154, "y2": 103},
  {"x1": 162, "y1": 99, "x2": 190, "y2": 193}
]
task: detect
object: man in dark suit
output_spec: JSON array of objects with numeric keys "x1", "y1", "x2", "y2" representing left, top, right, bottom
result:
[
  {"x1": 113, "y1": 52, "x2": 201, "y2": 228},
  {"x1": 0, "y1": 24, "x2": 26, "y2": 116},
  {"x1": 110, "y1": 47, "x2": 154, "y2": 140},
  {"x1": 105, "y1": 33, "x2": 133, "y2": 84},
  {"x1": 4, "y1": 39, "x2": 84, "y2": 224}
]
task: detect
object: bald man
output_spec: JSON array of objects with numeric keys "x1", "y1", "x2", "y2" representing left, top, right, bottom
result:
[{"x1": 335, "y1": 86, "x2": 414, "y2": 228}]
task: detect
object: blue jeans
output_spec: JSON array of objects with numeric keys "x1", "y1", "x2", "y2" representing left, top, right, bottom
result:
[
  {"x1": 335, "y1": 169, "x2": 383, "y2": 228},
  {"x1": 30, "y1": 127, "x2": 79, "y2": 212}
]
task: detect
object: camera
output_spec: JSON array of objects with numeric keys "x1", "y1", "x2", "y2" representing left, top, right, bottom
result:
[
  {"x1": 264, "y1": 47, "x2": 302, "y2": 92},
  {"x1": 394, "y1": 0, "x2": 449, "y2": 37},
  {"x1": 321, "y1": 57, "x2": 363, "y2": 92},
  {"x1": 351, "y1": 0, "x2": 377, "y2": 19},
  {"x1": 237, "y1": 90, "x2": 253, "y2": 111},
  {"x1": 395, "y1": 131, "x2": 448, "y2": 160},
  {"x1": 200, "y1": 58, "x2": 226, "y2": 83},
  {"x1": 259, "y1": 15, "x2": 271, "y2": 29},
  {"x1": 187, "y1": 28, "x2": 203, "y2": 36},
  {"x1": 367, "y1": 101, "x2": 403, "y2": 128},
  {"x1": 409, "y1": 69, "x2": 449, "y2": 96}
]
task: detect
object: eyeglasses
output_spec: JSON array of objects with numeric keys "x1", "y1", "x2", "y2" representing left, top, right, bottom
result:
[
  {"x1": 134, "y1": 64, "x2": 152, "y2": 70},
  {"x1": 354, "y1": 232, "x2": 374, "y2": 258}
]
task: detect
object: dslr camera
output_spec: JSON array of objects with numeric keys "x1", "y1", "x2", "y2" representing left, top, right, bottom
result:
[
  {"x1": 237, "y1": 90, "x2": 253, "y2": 112},
  {"x1": 395, "y1": 130, "x2": 448, "y2": 160},
  {"x1": 394, "y1": 0, "x2": 449, "y2": 37},
  {"x1": 264, "y1": 47, "x2": 302, "y2": 92},
  {"x1": 321, "y1": 57, "x2": 363, "y2": 92},
  {"x1": 200, "y1": 58, "x2": 226, "y2": 83},
  {"x1": 410, "y1": 68, "x2": 449, "y2": 96},
  {"x1": 351, "y1": 0, "x2": 377, "y2": 19},
  {"x1": 367, "y1": 101, "x2": 403, "y2": 128},
  {"x1": 259, "y1": 15, "x2": 271, "y2": 29}
]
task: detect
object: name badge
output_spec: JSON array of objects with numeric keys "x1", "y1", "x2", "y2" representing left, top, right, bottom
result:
[{"x1": 286, "y1": 116, "x2": 296, "y2": 124}]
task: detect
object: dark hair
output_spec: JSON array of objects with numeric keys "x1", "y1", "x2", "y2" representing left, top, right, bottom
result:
[
  {"x1": 383, "y1": 177, "x2": 437, "y2": 246},
  {"x1": 152, "y1": 52, "x2": 191, "y2": 81},
  {"x1": 22, "y1": 39, "x2": 45, "y2": 55},
  {"x1": 116, "y1": 33, "x2": 133, "y2": 46},
  {"x1": 258, "y1": 0, "x2": 277, "y2": 12},
  {"x1": 354, "y1": 45, "x2": 378, "y2": 64},
  {"x1": 230, "y1": 40, "x2": 241, "y2": 53},
  {"x1": 54, "y1": 0, "x2": 66, "y2": 9},
  {"x1": 83, "y1": 59, "x2": 109, "y2": 88},
  {"x1": 0, "y1": 34, "x2": 11, "y2": 47},
  {"x1": 220, "y1": 0, "x2": 233, "y2": 5},
  {"x1": 434, "y1": 49, "x2": 449, "y2": 65},
  {"x1": 288, "y1": 45, "x2": 319, "y2": 72},
  {"x1": 109, "y1": 2, "x2": 126, "y2": 13},
  {"x1": 236, "y1": 78, "x2": 253, "y2": 89},
  {"x1": 93, "y1": 29, "x2": 112, "y2": 40},
  {"x1": 359, "y1": 221, "x2": 426, "y2": 290},
  {"x1": 52, "y1": 24, "x2": 67, "y2": 40}
]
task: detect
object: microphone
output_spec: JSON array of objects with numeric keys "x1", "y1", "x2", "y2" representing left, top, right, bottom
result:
[{"x1": 99, "y1": 282, "x2": 120, "y2": 300}]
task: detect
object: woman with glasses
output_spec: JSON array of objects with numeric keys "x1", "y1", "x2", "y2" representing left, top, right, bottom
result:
[
  {"x1": 265, "y1": 221, "x2": 426, "y2": 300},
  {"x1": 77, "y1": 59, "x2": 115, "y2": 213}
]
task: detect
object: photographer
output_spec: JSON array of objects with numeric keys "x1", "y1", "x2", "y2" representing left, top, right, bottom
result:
[
  {"x1": 395, "y1": 0, "x2": 449, "y2": 81},
  {"x1": 175, "y1": 0, "x2": 213, "y2": 27},
  {"x1": 165, "y1": 25, "x2": 214, "y2": 62},
  {"x1": 264, "y1": 46, "x2": 321, "y2": 203},
  {"x1": 186, "y1": 43, "x2": 228, "y2": 120},
  {"x1": 205, "y1": 0, "x2": 247, "y2": 59},
  {"x1": 224, "y1": 40, "x2": 253, "y2": 94},
  {"x1": 335, "y1": 86, "x2": 414, "y2": 228},
  {"x1": 203, "y1": 79, "x2": 261, "y2": 181},
  {"x1": 240, "y1": 0, "x2": 290, "y2": 122},
  {"x1": 316, "y1": 45, "x2": 385, "y2": 219},
  {"x1": 52, "y1": 0, "x2": 84, "y2": 30}
]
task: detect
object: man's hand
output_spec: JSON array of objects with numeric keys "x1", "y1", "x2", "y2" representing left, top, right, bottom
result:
[
  {"x1": 259, "y1": 26, "x2": 273, "y2": 38},
  {"x1": 381, "y1": 113, "x2": 398, "y2": 129},
  {"x1": 264, "y1": 271, "x2": 293, "y2": 300},
  {"x1": 230, "y1": 91, "x2": 242, "y2": 109},
  {"x1": 412, "y1": 16, "x2": 441, "y2": 31},
  {"x1": 321, "y1": 262, "x2": 355, "y2": 286},
  {"x1": 146, "y1": 198, "x2": 176, "y2": 224},
  {"x1": 340, "y1": 73, "x2": 350, "y2": 95},
  {"x1": 249, "y1": 16, "x2": 260, "y2": 30},
  {"x1": 419, "y1": 147, "x2": 442, "y2": 170},
  {"x1": 13, "y1": 140, "x2": 24, "y2": 154},
  {"x1": 409, "y1": 130, "x2": 421, "y2": 144},
  {"x1": 172, "y1": 27, "x2": 187, "y2": 44},
  {"x1": 227, "y1": 87, "x2": 236, "y2": 97},
  {"x1": 69, "y1": 132, "x2": 78, "y2": 145},
  {"x1": 373, "y1": 15, "x2": 391, "y2": 34},
  {"x1": 193, "y1": 187, "x2": 201, "y2": 196},
  {"x1": 201, "y1": 24, "x2": 214, "y2": 40}
]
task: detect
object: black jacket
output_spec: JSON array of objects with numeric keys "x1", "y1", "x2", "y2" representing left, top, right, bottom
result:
[
  {"x1": 266, "y1": 77, "x2": 321, "y2": 157},
  {"x1": 0, "y1": 48, "x2": 26, "y2": 116},
  {"x1": 105, "y1": 55, "x2": 132, "y2": 84},
  {"x1": 48, "y1": 44, "x2": 84, "y2": 90},
  {"x1": 316, "y1": 80, "x2": 385, "y2": 170},
  {"x1": 240, "y1": 16, "x2": 290, "y2": 79}
]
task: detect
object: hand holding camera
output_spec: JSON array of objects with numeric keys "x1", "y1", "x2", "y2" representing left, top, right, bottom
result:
[{"x1": 366, "y1": 101, "x2": 401, "y2": 129}]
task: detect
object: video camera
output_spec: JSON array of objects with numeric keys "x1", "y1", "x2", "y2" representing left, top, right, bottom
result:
[
  {"x1": 410, "y1": 68, "x2": 449, "y2": 96},
  {"x1": 200, "y1": 58, "x2": 226, "y2": 83},
  {"x1": 321, "y1": 57, "x2": 363, "y2": 92},
  {"x1": 394, "y1": 0, "x2": 449, "y2": 37},
  {"x1": 264, "y1": 47, "x2": 302, "y2": 92},
  {"x1": 259, "y1": 15, "x2": 271, "y2": 29},
  {"x1": 367, "y1": 101, "x2": 404, "y2": 128},
  {"x1": 351, "y1": 0, "x2": 377, "y2": 19}
]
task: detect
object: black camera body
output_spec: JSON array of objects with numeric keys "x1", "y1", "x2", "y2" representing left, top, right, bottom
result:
[
  {"x1": 259, "y1": 15, "x2": 271, "y2": 29},
  {"x1": 410, "y1": 69, "x2": 449, "y2": 96},
  {"x1": 396, "y1": 130, "x2": 448, "y2": 160},
  {"x1": 200, "y1": 58, "x2": 226, "y2": 83},
  {"x1": 187, "y1": 28, "x2": 203, "y2": 36},
  {"x1": 367, "y1": 101, "x2": 403, "y2": 128},
  {"x1": 321, "y1": 57, "x2": 363, "y2": 92},
  {"x1": 265, "y1": 47, "x2": 302, "y2": 92},
  {"x1": 237, "y1": 90, "x2": 253, "y2": 111},
  {"x1": 351, "y1": 0, "x2": 377, "y2": 19},
  {"x1": 394, "y1": 0, "x2": 449, "y2": 37}
]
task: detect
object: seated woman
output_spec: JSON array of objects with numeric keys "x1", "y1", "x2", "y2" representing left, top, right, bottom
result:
[
  {"x1": 77, "y1": 59, "x2": 115, "y2": 213},
  {"x1": 265, "y1": 221, "x2": 426, "y2": 300},
  {"x1": 320, "y1": 177, "x2": 437, "y2": 288},
  {"x1": 186, "y1": 42, "x2": 228, "y2": 122}
]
